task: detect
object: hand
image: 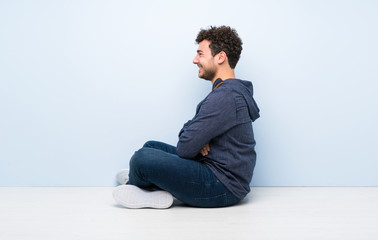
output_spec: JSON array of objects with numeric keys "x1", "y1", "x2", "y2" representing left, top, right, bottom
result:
[{"x1": 200, "y1": 144, "x2": 210, "y2": 156}]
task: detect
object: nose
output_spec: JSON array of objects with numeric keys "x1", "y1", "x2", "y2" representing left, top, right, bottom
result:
[{"x1": 193, "y1": 55, "x2": 199, "y2": 64}]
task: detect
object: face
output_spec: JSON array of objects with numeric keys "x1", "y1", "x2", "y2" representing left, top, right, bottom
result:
[{"x1": 193, "y1": 40, "x2": 217, "y2": 81}]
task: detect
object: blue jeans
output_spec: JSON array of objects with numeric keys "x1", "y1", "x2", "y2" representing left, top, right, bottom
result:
[{"x1": 128, "y1": 141, "x2": 241, "y2": 207}]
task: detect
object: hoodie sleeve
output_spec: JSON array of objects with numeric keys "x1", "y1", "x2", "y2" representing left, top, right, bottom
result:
[{"x1": 177, "y1": 88, "x2": 236, "y2": 159}]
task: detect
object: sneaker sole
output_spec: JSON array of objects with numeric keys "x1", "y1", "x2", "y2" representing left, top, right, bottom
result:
[{"x1": 113, "y1": 185, "x2": 173, "y2": 209}]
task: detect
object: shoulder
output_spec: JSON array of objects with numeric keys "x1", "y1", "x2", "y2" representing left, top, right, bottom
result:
[
  {"x1": 207, "y1": 86, "x2": 234, "y2": 103},
  {"x1": 196, "y1": 87, "x2": 235, "y2": 114}
]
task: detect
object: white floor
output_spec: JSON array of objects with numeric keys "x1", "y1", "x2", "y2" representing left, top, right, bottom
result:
[{"x1": 1, "y1": 187, "x2": 377, "y2": 240}]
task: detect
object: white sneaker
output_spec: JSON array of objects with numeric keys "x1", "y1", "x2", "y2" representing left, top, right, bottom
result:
[
  {"x1": 116, "y1": 169, "x2": 129, "y2": 185},
  {"x1": 113, "y1": 185, "x2": 173, "y2": 209}
]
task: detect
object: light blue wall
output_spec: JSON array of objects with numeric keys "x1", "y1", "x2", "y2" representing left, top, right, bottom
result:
[{"x1": 1, "y1": 0, "x2": 377, "y2": 186}]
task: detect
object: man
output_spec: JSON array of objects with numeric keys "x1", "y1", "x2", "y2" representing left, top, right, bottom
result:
[{"x1": 113, "y1": 26, "x2": 260, "y2": 208}]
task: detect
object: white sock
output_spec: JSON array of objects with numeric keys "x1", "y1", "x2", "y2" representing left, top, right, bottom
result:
[{"x1": 116, "y1": 169, "x2": 129, "y2": 185}]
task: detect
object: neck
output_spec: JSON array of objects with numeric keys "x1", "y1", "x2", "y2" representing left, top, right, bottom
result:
[{"x1": 211, "y1": 69, "x2": 235, "y2": 84}]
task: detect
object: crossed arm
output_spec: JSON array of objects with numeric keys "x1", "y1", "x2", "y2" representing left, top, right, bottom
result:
[{"x1": 176, "y1": 88, "x2": 234, "y2": 159}]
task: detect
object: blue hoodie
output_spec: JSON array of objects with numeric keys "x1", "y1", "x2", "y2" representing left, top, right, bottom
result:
[{"x1": 177, "y1": 78, "x2": 260, "y2": 199}]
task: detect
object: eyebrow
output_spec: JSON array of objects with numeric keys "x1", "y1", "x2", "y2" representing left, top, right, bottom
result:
[{"x1": 197, "y1": 50, "x2": 204, "y2": 54}]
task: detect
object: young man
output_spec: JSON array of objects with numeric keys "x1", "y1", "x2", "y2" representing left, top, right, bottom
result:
[{"x1": 113, "y1": 26, "x2": 260, "y2": 208}]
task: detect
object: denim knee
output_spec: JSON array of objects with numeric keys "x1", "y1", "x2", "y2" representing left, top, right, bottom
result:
[
  {"x1": 129, "y1": 148, "x2": 152, "y2": 172},
  {"x1": 142, "y1": 141, "x2": 156, "y2": 148}
]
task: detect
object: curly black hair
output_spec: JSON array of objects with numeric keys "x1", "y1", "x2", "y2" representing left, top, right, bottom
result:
[{"x1": 195, "y1": 26, "x2": 243, "y2": 69}]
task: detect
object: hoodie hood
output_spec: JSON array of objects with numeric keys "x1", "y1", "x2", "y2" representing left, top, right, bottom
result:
[{"x1": 221, "y1": 78, "x2": 260, "y2": 122}]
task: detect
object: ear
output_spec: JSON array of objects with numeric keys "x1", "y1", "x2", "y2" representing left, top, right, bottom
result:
[{"x1": 216, "y1": 51, "x2": 227, "y2": 65}]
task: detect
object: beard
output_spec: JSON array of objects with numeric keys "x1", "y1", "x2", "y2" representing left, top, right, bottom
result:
[{"x1": 198, "y1": 64, "x2": 217, "y2": 81}]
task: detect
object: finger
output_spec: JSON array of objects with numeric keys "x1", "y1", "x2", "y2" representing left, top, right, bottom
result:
[
  {"x1": 204, "y1": 148, "x2": 208, "y2": 155},
  {"x1": 202, "y1": 148, "x2": 208, "y2": 156},
  {"x1": 203, "y1": 144, "x2": 209, "y2": 152},
  {"x1": 200, "y1": 148, "x2": 206, "y2": 156}
]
